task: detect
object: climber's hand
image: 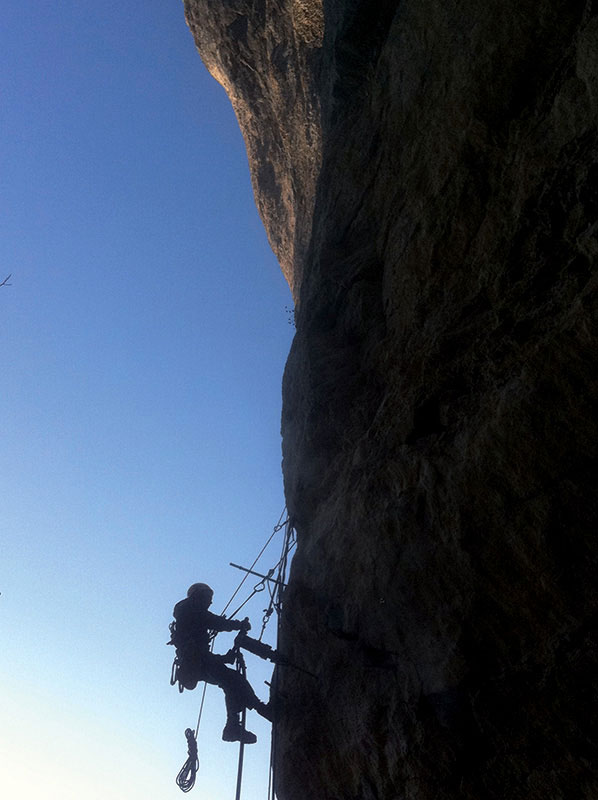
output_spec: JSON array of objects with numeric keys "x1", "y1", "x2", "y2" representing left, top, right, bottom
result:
[
  {"x1": 223, "y1": 648, "x2": 236, "y2": 665},
  {"x1": 240, "y1": 617, "x2": 251, "y2": 632}
]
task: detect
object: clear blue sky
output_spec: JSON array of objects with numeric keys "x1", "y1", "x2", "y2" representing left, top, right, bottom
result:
[{"x1": 1, "y1": 1, "x2": 295, "y2": 797}]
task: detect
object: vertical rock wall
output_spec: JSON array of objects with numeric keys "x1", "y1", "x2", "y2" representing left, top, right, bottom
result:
[{"x1": 184, "y1": 1, "x2": 598, "y2": 798}]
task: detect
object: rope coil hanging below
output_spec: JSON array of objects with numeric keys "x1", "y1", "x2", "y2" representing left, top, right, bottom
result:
[{"x1": 176, "y1": 728, "x2": 199, "y2": 793}]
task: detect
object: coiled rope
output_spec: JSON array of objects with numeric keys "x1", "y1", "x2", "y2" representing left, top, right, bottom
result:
[{"x1": 176, "y1": 728, "x2": 199, "y2": 793}]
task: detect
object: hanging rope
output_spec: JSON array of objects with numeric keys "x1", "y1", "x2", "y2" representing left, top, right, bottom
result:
[
  {"x1": 173, "y1": 642, "x2": 211, "y2": 792},
  {"x1": 227, "y1": 576, "x2": 269, "y2": 622},
  {"x1": 176, "y1": 728, "x2": 199, "y2": 793},
  {"x1": 228, "y1": 539, "x2": 294, "y2": 624},
  {"x1": 195, "y1": 680, "x2": 209, "y2": 737}
]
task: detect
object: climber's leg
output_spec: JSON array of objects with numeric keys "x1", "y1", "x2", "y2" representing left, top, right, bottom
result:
[{"x1": 202, "y1": 658, "x2": 260, "y2": 744}]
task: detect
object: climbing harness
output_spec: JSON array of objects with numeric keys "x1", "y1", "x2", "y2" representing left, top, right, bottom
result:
[{"x1": 172, "y1": 509, "x2": 296, "y2": 798}]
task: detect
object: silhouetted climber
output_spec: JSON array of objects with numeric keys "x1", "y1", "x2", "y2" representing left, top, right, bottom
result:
[{"x1": 170, "y1": 582, "x2": 276, "y2": 744}]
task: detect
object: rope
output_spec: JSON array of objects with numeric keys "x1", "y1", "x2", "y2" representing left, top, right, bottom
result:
[
  {"x1": 195, "y1": 680, "x2": 208, "y2": 738},
  {"x1": 176, "y1": 728, "x2": 199, "y2": 793},
  {"x1": 227, "y1": 578, "x2": 269, "y2": 621},
  {"x1": 228, "y1": 539, "x2": 294, "y2": 624}
]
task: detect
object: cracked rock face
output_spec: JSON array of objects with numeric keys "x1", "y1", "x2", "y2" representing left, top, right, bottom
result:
[{"x1": 184, "y1": 1, "x2": 598, "y2": 798}]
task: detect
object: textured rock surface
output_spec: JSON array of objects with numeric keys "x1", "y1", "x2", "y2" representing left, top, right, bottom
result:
[
  {"x1": 184, "y1": 1, "x2": 598, "y2": 798},
  {"x1": 184, "y1": 0, "x2": 323, "y2": 293}
]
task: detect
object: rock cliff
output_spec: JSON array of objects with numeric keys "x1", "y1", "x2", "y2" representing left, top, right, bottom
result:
[{"x1": 184, "y1": 1, "x2": 598, "y2": 798}]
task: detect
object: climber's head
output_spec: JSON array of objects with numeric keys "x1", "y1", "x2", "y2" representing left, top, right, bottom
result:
[{"x1": 187, "y1": 582, "x2": 214, "y2": 607}]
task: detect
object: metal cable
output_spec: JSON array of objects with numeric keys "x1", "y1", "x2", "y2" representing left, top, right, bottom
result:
[{"x1": 221, "y1": 509, "x2": 287, "y2": 618}]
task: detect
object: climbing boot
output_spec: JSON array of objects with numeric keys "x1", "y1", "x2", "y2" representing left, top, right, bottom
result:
[{"x1": 222, "y1": 720, "x2": 257, "y2": 745}]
